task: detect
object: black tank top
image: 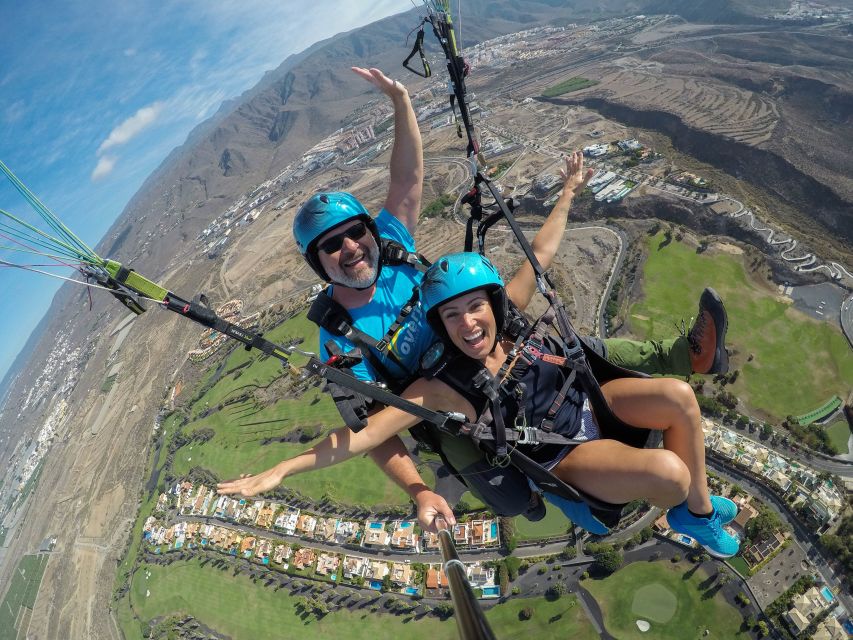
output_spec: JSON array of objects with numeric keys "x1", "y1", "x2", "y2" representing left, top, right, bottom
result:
[{"x1": 442, "y1": 336, "x2": 585, "y2": 464}]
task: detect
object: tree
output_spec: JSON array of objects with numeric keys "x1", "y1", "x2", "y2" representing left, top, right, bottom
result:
[
  {"x1": 559, "y1": 545, "x2": 577, "y2": 561},
  {"x1": 504, "y1": 556, "x2": 521, "y2": 581},
  {"x1": 434, "y1": 603, "x2": 454, "y2": 620},
  {"x1": 594, "y1": 548, "x2": 623, "y2": 574},
  {"x1": 745, "y1": 506, "x2": 783, "y2": 545},
  {"x1": 519, "y1": 606, "x2": 534, "y2": 620},
  {"x1": 545, "y1": 582, "x2": 566, "y2": 600}
]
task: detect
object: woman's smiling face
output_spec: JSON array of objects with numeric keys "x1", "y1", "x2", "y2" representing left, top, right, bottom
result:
[{"x1": 437, "y1": 290, "x2": 496, "y2": 359}]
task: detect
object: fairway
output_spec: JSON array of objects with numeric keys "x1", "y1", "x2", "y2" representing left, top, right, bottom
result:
[
  {"x1": 168, "y1": 311, "x2": 411, "y2": 507},
  {"x1": 514, "y1": 500, "x2": 572, "y2": 540},
  {"x1": 826, "y1": 420, "x2": 851, "y2": 455},
  {"x1": 584, "y1": 560, "x2": 748, "y2": 639},
  {"x1": 628, "y1": 234, "x2": 853, "y2": 420},
  {"x1": 0, "y1": 554, "x2": 49, "y2": 640},
  {"x1": 121, "y1": 558, "x2": 597, "y2": 640}
]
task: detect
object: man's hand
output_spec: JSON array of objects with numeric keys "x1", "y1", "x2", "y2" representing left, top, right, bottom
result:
[
  {"x1": 217, "y1": 464, "x2": 288, "y2": 498},
  {"x1": 560, "y1": 150, "x2": 593, "y2": 198},
  {"x1": 414, "y1": 489, "x2": 456, "y2": 533},
  {"x1": 351, "y1": 66, "x2": 408, "y2": 100}
]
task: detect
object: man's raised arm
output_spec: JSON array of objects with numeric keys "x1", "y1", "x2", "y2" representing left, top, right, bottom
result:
[{"x1": 351, "y1": 67, "x2": 423, "y2": 235}]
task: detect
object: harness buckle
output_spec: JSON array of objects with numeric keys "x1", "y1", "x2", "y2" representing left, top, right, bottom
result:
[
  {"x1": 562, "y1": 338, "x2": 585, "y2": 366},
  {"x1": 517, "y1": 426, "x2": 540, "y2": 446}
]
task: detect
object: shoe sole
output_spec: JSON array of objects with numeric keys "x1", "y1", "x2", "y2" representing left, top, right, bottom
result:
[
  {"x1": 699, "y1": 544, "x2": 737, "y2": 559},
  {"x1": 701, "y1": 287, "x2": 729, "y2": 375}
]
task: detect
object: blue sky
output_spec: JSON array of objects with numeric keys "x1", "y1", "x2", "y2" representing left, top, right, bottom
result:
[{"x1": 0, "y1": 0, "x2": 412, "y2": 383}]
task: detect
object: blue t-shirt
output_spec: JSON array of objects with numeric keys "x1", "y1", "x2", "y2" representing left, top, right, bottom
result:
[{"x1": 318, "y1": 209, "x2": 436, "y2": 382}]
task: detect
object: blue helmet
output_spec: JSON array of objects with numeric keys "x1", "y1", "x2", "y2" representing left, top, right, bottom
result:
[
  {"x1": 292, "y1": 191, "x2": 380, "y2": 282},
  {"x1": 420, "y1": 252, "x2": 509, "y2": 336}
]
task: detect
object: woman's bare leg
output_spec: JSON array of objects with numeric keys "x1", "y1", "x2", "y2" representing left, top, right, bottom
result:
[
  {"x1": 598, "y1": 377, "x2": 712, "y2": 515},
  {"x1": 552, "y1": 439, "x2": 690, "y2": 508}
]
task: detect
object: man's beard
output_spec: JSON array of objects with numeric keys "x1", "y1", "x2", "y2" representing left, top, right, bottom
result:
[{"x1": 327, "y1": 244, "x2": 380, "y2": 289}]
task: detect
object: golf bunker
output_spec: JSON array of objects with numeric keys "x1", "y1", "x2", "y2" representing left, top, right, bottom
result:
[{"x1": 632, "y1": 583, "x2": 678, "y2": 631}]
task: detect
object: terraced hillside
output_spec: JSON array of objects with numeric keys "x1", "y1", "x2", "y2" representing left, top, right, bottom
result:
[{"x1": 518, "y1": 21, "x2": 853, "y2": 247}]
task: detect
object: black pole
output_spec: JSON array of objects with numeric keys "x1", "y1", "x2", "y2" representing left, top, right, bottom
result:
[{"x1": 435, "y1": 518, "x2": 497, "y2": 640}]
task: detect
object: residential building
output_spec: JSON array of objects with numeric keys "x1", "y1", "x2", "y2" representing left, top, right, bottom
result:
[
  {"x1": 422, "y1": 531, "x2": 440, "y2": 550},
  {"x1": 335, "y1": 520, "x2": 360, "y2": 544},
  {"x1": 256, "y1": 539, "x2": 273, "y2": 562},
  {"x1": 293, "y1": 548, "x2": 317, "y2": 570},
  {"x1": 343, "y1": 555, "x2": 369, "y2": 579},
  {"x1": 316, "y1": 553, "x2": 340, "y2": 576},
  {"x1": 786, "y1": 587, "x2": 831, "y2": 633},
  {"x1": 314, "y1": 517, "x2": 338, "y2": 543},
  {"x1": 363, "y1": 520, "x2": 390, "y2": 547},
  {"x1": 239, "y1": 536, "x2": 256, "y2": 557},
  {"x1": 390, "y1": 521, "x2": 418, "y2": 550},
  {"x1": 274, "y1": 508, "x2": 299, "y2": 535},
  {"x1": 731, "y1": 501, "x2": 758, "y2": 534},
  {"x1": 390, "y1": 562, "x2": 413, "y2": 586},
  {"x1": 813, "y1": 616, "x2": 846, "y2": 640},
  {"x1": 296, "y1": 514, "x2": 317, "y2": 537},
  {"x1": 272, "y1": 544, "x2": 292, "y2": 566},
  {"x1": 426, "y1": 565, "x2": 447, "y2": 590},
  {"x1": 365, "y1": 559, "x2": 389, "y2": 580},
  {"x1": 466, "y1": 563, "x2": 494, "y2": 587},
  {"x1": 255, "y1": 503, "x2": 275, "y2": 529},
  {"x1": 453, "y1": 523, "x2": 470, "y2": 546}
]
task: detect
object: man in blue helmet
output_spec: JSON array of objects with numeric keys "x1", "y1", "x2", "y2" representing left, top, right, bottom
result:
[
  {"x1": 294, "y1": 67, "x2": 459, "y2": 530},
  {"x1": 292, "y1": 70, "x2": 730, "y2": 531}
]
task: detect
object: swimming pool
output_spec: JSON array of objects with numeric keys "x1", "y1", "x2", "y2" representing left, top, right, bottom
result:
[
  {"x1": 369, "y1": 580, "x2": 383, "y2": 590},
  {"x1": 678, "y1": 535, "x2": 694, "y2": 546},
  {"x1": 369, "y1": 522, "x2": 383, "y2": 530},
  {"x1": 491, "y1": 522, "x2": 497, "y2": 538},
  {"x1": 404, "y1": 587, "x2": 419, "y2": 595},
  {"x1": 481, "y1": 586, "x2": 500, "y2": 598},
  {"x1": 399, "y1": 521, "x2": 413, "y2": 528},
  {"x1": 820, "y1": 586, "x2": 835, "y2": 603}
]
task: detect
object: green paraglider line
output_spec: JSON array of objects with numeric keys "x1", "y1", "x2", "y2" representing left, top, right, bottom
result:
[{"x1": 0, "y1": 160, "x2": 102, "y2": 263}]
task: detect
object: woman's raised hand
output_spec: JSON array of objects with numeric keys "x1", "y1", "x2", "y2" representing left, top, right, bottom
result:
[{"x1": 560, "y1": 150, "x2": 593, "y2": 198}]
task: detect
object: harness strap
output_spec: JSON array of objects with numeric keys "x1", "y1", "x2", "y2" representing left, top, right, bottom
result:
[
  {"x1": 402, "y1": 26, "x2": 431, "y2": 78},
  {"x1": 541, "y1": 370, "x2": 577, "y2": 433},
  {"x1": 381, "y1": 239, "x2": 431, "y2": 273}
]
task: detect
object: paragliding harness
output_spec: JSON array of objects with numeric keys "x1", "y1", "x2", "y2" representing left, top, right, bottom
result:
[{"x1": 306, "y1": 238, "x2": 431, "y2": 429}]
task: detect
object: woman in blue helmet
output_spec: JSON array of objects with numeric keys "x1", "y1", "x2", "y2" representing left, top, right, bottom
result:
[{"x1": 221, "y1": 253, "x2": 741, "y2": 558}]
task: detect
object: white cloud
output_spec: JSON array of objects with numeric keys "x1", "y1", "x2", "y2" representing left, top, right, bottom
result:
[
  {"x1": 91, "y1": 155, "x2": 117, "y2": 181},
  {"x1": 3, "y1": 100, "x2": 26, "y2": 124},
  {"x1": 97, "y1": 101, "x2": 164, "y2": 154}
]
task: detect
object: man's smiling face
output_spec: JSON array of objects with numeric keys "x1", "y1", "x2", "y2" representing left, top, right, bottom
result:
[{"x1": 316, "y1": 219, "x2": 379, "y2": 289}]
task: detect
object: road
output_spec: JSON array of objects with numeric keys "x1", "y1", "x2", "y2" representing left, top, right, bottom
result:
[{"x1": 708, "y1": 458, "x2": 853, "y2": 614}]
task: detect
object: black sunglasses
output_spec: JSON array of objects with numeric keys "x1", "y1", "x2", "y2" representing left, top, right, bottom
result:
[{"x1": 316, "y1": 221, "x2": 369, "y2": 254}]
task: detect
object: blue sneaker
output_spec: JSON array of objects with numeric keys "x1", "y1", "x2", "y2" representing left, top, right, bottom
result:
[
  {"x1": 666, "y1": 501, "x2": 740, "y2": 558},
  {"x1": 711, "y1": 495, "x2": 738, "y2": 524},
  {"x1": 543, "y1": 492, "x2": 610, "y2": 535}
]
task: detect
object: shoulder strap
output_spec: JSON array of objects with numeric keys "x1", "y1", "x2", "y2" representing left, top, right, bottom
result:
[
  {"x1": 308, "y1": 288, "x2": 410, "y2": 380},
  {"x1": 381, "y1": 238, "x2": 431, "y2": 272}
]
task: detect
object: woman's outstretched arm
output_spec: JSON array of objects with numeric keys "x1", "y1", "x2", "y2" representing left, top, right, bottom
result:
[
  {"x1": 217, "y1": 378, "x2": 438, "y2": 497},
  {"x1": 505, "y1": 150, "x2": 592, "y2": 311}
]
